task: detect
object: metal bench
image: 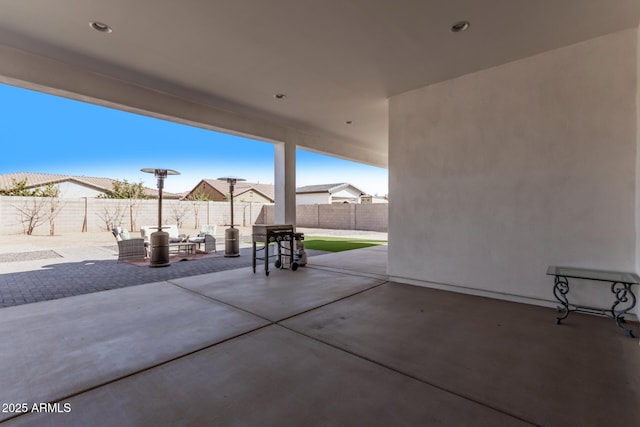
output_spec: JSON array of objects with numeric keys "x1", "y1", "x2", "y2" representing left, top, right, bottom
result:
[{"x1": 546, "y1": 266, "x2": 639, "y2": 337}]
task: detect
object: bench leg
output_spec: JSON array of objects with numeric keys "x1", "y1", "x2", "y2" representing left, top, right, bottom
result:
[
  {"x1": 611, "y1": 282, "x2": 637, "y2": 337},
  {"x1": 552, "y1": 275, "x2": 571, "y2": 325}
]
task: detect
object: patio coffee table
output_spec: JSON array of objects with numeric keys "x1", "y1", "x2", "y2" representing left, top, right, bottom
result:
[{"x1": 170, "y1": 242, "x2": 197, "y2": 255}]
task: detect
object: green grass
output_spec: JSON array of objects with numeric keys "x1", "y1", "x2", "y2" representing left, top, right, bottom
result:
[{"x1": 302, "y1": 236, "x2": 387, "y2": 252}]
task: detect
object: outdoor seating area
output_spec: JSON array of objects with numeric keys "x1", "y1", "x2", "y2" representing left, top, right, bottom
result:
[
  {"x1": 125, "y1": 224, "x2": 218, "y2": 259},
  {"x1": 0, "y1": 246, "x2": 638, "y2": 426}
]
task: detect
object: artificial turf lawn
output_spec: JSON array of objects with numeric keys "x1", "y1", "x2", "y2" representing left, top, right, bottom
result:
[{"x1": 302, "y1": 236, "x2": 387, "y2": 252}]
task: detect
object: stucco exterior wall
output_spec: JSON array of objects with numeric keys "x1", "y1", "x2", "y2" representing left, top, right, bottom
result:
[
  {"x1": 195, "y1": 182, "x2": 225, "y2": 201},
  {"x1": 636, "y1": 27, "x2": 640, "y2": 278},
  {"x1": 389, "y1": 29, "x2": 638, "y2": 314},
  {"x1": 235, "y1": 190, "x2": 271, "y2": 204},
  {"x1": 331, "y1": 188, "x2": 362, "y2": 203},
  {"x1": 296, "y1": 193, "x2": 330, "y2": 205},
  {"x1": 56, "y1": 182, "x2": 105, "y2": 198}
]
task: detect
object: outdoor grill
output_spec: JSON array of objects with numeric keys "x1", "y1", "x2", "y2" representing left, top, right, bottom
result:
[{"x1": 252, "y1": 224, "x2": 302, "y2": 276}]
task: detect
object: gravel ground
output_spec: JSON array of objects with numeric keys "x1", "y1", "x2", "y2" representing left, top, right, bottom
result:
[{"x1": 0, "y1": 250, "x2": 62, "y2": 263}]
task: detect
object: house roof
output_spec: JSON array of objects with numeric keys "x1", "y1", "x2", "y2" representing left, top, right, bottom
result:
[
  {"x1": 234, "y1": 186, "x2": 274, "y2": 202},
  {"x1": 1, "y1": 172, "x2": 58, "y2": 189},
  {"x1": 296, "y1": 183, "x2": 365, "y2": 195},
  {"x1": 190, "y1": 179, "x2": 275, "y2": 202},
  {"x1": 0, "y1": 172, "x2": 178, "y2": 199}
]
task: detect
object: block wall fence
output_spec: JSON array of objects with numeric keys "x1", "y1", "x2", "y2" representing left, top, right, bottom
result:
[
  {"x1": 263, "y1": 203, "x2": 388, "y2": 232},
  {"x1": 0, "y1": 197, "x2": 268, "y2": 235},
  {"x1": 0, "y1": 197, "x2": 388, "y2": 235}
]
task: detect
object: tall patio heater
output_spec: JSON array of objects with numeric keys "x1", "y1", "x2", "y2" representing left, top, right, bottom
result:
[
  {"x1": 218, "y1": 176, "x2": 246, "y2": 257},
  {"x1": 141, "y1": 168, "x2": 180, "y2": 267}
]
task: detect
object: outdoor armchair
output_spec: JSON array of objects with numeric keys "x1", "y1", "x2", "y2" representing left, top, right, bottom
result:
[
  {"x1": 188, "y1": 233, "x2": 217, "y2": 253},
  {"x1": 112, "y1": 227, "x2": 146, "y2": 262}
]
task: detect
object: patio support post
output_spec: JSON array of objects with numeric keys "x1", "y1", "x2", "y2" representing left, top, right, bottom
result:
[{"x1": 274, "y1": 141, "x2": 296, "y2": 226}]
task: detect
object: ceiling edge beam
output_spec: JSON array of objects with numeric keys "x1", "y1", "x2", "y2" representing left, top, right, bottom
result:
[{"x1": 0, "y1": 44, "x2": 387, "y2": 168}]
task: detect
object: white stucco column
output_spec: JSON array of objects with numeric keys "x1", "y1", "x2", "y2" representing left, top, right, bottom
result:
[
  {"x1": 635, "y1": 26, "x2": 640, "y2": 318},
  {"x1": 274, "y1": 141, "x2": 296, "y2": 225}
]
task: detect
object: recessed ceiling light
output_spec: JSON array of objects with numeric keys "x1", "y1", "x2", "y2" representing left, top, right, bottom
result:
[
  {"x1": 90, "y1": 21, "x2": 112, "y2": 33},
  {"x1": 274, "y1": 93, "x2": 287, "y2": 100},
  {"x1": 450, "y1": 21, "x2": 470, "y2": 33}
]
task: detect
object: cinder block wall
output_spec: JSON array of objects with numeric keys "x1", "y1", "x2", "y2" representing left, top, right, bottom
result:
[
  {"x1": 261, "y1": 204, "x2": 387, "y2": 232},
  {"x1": 354, "y1": 204, "x2": 388, "y2": 231},
  {"x1": 0, "y1": 197, "x2": 269, "y2": 235},
  {"x1": 296, "y1": 205, "x2": 320, "y2": 228},
  {"x1": 319, "y1": 204, "x2": 352, "y2": 229},
  {"x1": 0, "y1": 197, "x2": 386, "y2": 234}
]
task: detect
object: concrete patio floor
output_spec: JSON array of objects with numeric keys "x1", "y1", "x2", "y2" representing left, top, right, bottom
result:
[{"x1": 1, "y1": 246, "x2": 638, "y2": 426}]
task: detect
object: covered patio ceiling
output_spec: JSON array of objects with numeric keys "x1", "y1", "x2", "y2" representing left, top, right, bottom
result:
[{"x1": 1, "y1": 0, "x2": 639, "y2": 167}]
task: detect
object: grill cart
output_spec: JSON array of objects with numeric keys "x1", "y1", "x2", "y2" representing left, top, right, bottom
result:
[
  {"x1": 252, "y1": 224, "x2": 304, "y2": 276},
  {"x1": 293, "y1": 232, "x2": 307, "y2": 267}
]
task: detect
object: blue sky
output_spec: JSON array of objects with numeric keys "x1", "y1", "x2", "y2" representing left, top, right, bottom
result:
[{"x1": 0, "y1": 83, "x2": 388, "y2": 195}]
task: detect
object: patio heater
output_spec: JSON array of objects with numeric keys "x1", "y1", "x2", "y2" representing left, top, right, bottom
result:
[
  {"x1": 141, "y1": 168, "x2": 180, "y2": 267},
  {"x1": 218, "y1": 176, "x2": 246, "y2": 257}
]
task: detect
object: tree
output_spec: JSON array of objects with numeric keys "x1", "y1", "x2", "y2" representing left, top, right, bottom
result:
[
  {"x1": 100, "y1": 180, "x2": 150, "y2": 231},
  {"x1": 169, "y1": 202, "x2": 189, "y2": 228},
  {"x1": 189, "y1": 189, "x2": 211, "y2": 229},
  {"x1": 43, "y1": 183, "x2": 62, "y2": 236},
  {"x1": 0, "y1": 178, "x2": 37, "y2": 196},
  {"x1": 14, "y1": 197, "x2": 48, "y2": 235},
  {"x1": 96, "y1": 204, "x2": 126, "y2": 231},
  {"x1": 3, "y1": 179, "x2": 63, "y2": 235}
]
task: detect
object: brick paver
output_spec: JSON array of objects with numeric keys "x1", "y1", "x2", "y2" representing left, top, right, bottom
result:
[{"x1": 0, "y1": 247, "x2": 328, "y2": 308}]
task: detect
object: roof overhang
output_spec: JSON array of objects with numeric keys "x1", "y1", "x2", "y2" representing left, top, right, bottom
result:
[{"x1": 0, "y1": 1, "x2": 638, "y2": 168}]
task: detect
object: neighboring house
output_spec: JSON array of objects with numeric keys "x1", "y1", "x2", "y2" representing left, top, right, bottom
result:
[
  {"x1": 186, "y1": 179, "x2": 275, "y2": 203},
  {"x1": 0, "y1": 172, "x2": 177, "y2": 199},
  {"x1": 361, "y1": 195, "x2": 389, "y2": 204},
  {"x1": 296, "y1": 183, "x2": 365, "y2": 205}
]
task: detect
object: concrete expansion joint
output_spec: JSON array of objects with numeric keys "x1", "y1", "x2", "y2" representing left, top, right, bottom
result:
[
  {"x1": 277, "y1": 323, "x2": 540, "y2": 427},
  {"x1": 20, "y1": 280, "x2": 387, "y2": 423},
  {"x1": 275, "y1": 281, "x2": 388, "y2": 324},
  {"x1": 305, "y1": 264, "x2": 388, "y2": 281},
  {"x1": 5, "y1": 322, "x2": 276, "y2": 425},
  {"x1": 166, "y1": 279, "x2": 274, "y2": 324},
  {"x1": 165, "y1": 276, "x2": 386, "y2": 326}
]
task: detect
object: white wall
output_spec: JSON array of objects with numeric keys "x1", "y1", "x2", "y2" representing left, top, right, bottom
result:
[
  {"x1": 296, "y1": 193, "x2": 330, "y2": 205},
  {"x1": 362, "y1": 196, "x2": 388, "y2": 204},
  {"x1": 56, "y1": 182, "x2": 104, "y2": 198},
  {"x1": 26, "y1": 182, "x2": 104, "y2": 198},
  {"x1": 637, "y1": 26, "x2": 640, "y2": 282},
  {"x1": 389, "y1": 28, "x2": 638, "y2": 315},
  {"x1": 332, "y1": 188, "x2": 361, "y2": 203}
]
